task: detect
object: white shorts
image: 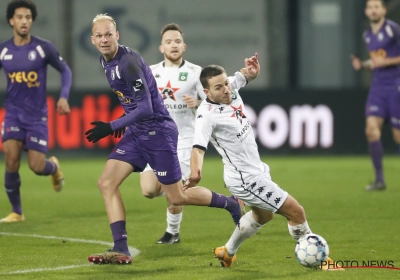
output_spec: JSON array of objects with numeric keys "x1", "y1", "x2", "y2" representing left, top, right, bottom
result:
[
  {"x1": 142, "y1": 148, "x2": 191, "y2": 180},
  {"x1": 226, "y1": 171, "x2": 288, "y2": 213}
]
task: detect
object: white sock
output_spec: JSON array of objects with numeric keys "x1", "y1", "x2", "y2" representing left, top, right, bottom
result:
[
  {"x1": 225, "y1": 211, "x2": 263, "y2": 256},
  {"x1": 166, "y1": 209, "x2": 182, "y2": 235},
  {"x1": 288, "y1": 221, "x2": 312, "y2": 240}
]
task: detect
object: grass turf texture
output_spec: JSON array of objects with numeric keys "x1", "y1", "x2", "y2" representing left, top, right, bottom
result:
[{"x1": 0, "y1": 156, "x2": 399, "y2": 279}]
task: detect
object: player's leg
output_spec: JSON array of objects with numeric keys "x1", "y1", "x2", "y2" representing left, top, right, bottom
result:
[
  {"x1": 365, "y1": 91, "x2": 386, "y2": 190},
  {"x1": 0, "y1": 139, "x2": 24, "y2": 223},
  {"x1": 140, "y1": 165, "x2": 163, "y2": 198},
  {"x1": 88, "y1": 159, "x2": 134, "y2": 264}
]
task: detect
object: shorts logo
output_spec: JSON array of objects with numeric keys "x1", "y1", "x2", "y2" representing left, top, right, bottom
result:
[
  {"x1": 154, "y1": 170, "x2": 167, "y2": 176},
  {"x1": 30, "y1": 136, "x2": 38, "y2": 143},
  {"x1": 28, "y1": 51, "x2": 36, "y2": 61},
  {"x1": 133, "y1": 79, "x2": 144, "y2": 91},
  {"x1": 6, "y1": 126, "x2": 20, "y2": 132},
  {"x1": 116, "y1": 149, "x2": 125, "y2": 154},
  {"x1": 38, "y1": 139, "x2": 47, "y2": 146},
  {"x1": 179, "y1": 72, "x2": 188, "y2": 81},
  {"x1": 367, "y1": 105, "x2": 379, "y2": 112}
]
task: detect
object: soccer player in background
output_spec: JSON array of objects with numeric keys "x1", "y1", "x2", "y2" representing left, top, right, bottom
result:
[
  {"x1": 185, "y1": 56, "x2": 342, "y2": 270},
  {"x1": 87, "y1": 14, "x2": 243, "y2": 264},
  {"x1": 140, "y1": 23, "x2": 206, "y2": 244},
  {"x1": 351, "y1": 0, "x2": 400, "y2": 191},
  {"x1": 0, "y1": 0, "x2": 71, "y2": 223}
]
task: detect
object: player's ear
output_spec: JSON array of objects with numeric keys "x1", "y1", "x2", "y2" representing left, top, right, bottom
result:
[
  {"x1": 183, "y1": 43, "x2": 187, "y2": 52},
  {"x1": 91, "y1": 36, "x2": 95, "y2": 45},
  {"x1": 9, "y1": 18, "x2": 14, "y2": 27},
  {"x1": 116, "y1": 31, "x2": 120, "y2": 40},
  {"x1": 159, "y1": 45, "x2": 164, "y2": 54}
]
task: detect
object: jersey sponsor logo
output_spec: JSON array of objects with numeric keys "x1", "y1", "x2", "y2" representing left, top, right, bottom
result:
[
  {"x1": 133, "y1": 79, "x2": 144, "y2": 91},
  {"x1": 179, "y1": 72, "x2": 188, "y2": 81},
  {"x1": 369, "y1": 49, "x2": 386, "y2": 59},
  {"x1": 231, "y1": 104, "x2": 247, "y2": 124},
  {"x1": 159, "y1": 80, "x2": 179, "y2": 101},
  {"x1": 28, "y1": 50, "x2": 37, "y2": 61},
  {"x1": 113, "y1": 89, "x2": 132, "y2": 104},
  {"x1": 8, "y1": 71, "x2": 40, "y2": 88}
]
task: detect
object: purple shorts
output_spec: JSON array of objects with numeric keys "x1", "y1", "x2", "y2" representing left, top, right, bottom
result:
[
  {"x1": 365, "y1": 87, "x2": 400, "y2": 129},
  {"x1": 108, "y1": 127, "x2": 182, "y2": 185},
  {"x1": 1, "y1": 113, "x2": 49, "y2": 153}
]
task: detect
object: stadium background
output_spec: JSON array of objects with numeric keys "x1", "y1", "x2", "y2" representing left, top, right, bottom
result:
[{"x1": 0, "y1": 0, "x2": 400, "y2": 155}]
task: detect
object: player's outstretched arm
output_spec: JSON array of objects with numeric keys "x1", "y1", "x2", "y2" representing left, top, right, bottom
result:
[
  {"x1": 240, "y1": 52, "x2": 260, "y2": 82},
  {"x1": 351, "y1": 54, "x2": 373, "y2": 71},
  {"x1": 183, "y1": 148, "x2": 205, "y2": 190},
  {"x1": 57, "y1": 97, "x2": 71, "y2": 115}
]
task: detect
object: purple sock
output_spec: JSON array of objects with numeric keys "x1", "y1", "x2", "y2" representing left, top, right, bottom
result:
[
  {"x1": 369, "y1": 141, "x2": 384, "y2": 182},
  {"x1": 209, "y1": 192, "x2": 241, "y2": 225},
  {"x1": 41, "y1": 160, "x2": 56, "y2": 176},
  {"x1": 5, "y1": 171, "x2": 22, "y2": 214},
  {"x1": 110, "y1": 220, "x2": 130, "y2": 255}
]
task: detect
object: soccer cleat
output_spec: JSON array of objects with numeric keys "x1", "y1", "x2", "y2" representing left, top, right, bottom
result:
[
  {"x1": 213, "y1": 246, "x2": 237, "y2": 267},
  {"x1": 365, "y1": 181, "x2": 386, "y2": 191},
  {"x1": 0, "y1": 212, "x2": 25, "y2": 223},
  {"x1": 320, "y1": 257, "x2": 345, "y2": 271},
  {"x1": 88, "y1": 250, "x2": 132, "y2": 265},
  {"x1": 156, "y1": 232, "x2": 180, "y2": 244},
  {"x1": 49, "y1": 156, "x2": 64, "y2": 192}
]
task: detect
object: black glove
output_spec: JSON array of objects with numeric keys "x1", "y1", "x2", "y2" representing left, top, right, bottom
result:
[
  {"x1": 113, "y1": 113, "x2": 126, "y2": 139},
  {"x1": 85, "y1": 121, "x2": 113, "y2": 143}
]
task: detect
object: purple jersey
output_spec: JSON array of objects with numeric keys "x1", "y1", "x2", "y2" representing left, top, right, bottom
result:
[
  {"x1": 0, "y1": 36, "x2": 72, "y2": 121},
  {"x1": 364, "y1": 19, "x2": 400, "y2": 87},
  {"x1": 101, "y1": 45, "x2": 176, "y2": 135}
]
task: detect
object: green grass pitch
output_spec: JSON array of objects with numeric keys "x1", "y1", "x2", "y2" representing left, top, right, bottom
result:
[{"x1": 0, "y1": 156, "x2": 399, "y2": 279}]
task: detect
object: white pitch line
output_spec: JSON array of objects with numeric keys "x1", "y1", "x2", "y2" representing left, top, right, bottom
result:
[{"x1": 0, "y1": 232, "x2": 140, "y2": 275}]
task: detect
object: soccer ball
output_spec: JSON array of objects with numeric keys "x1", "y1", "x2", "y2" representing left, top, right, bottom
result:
[{"x1": 294, "y1": 233, "x2": 329, "y2": 268}]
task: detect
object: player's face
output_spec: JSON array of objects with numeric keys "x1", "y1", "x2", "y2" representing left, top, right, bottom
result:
[
  {"x1": 365, "y1": 0, "x2": 386, "y2": 23},
  {"x1": 159, "y1": 30, "x2": 186, "y2": 63},
  {"x1": 91, "y1": 20, "x2": 119, "y2": 61},
  {"x1": 9, "y1": 7, "x2": 33, "y2": 38},
  {"x1": 204, "y1": 73, "x2": 233, "y2": 105}
]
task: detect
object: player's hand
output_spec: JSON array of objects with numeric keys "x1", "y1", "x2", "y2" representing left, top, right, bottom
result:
[
  {"x1": 57, "y1": 98, "x2": 70, "y2": 115},
  {"x1": 244, "y1": 52, "x2": 260, "y2": 81},
  {"x1": 183, "y1": 170, "x2": 202, "y2": 190},
  {"x1": 182, "y1": 95, "x2": 196, "y2": 108},
  {"x1": 350, "y1": 54, "x2": 362, "y2": 71},
  {"x1": 85, "y1": 121, "x2": 113, "y2": 143},
  {"x1": 371, "y1": 57, "x2": 386, "y2": 68}
]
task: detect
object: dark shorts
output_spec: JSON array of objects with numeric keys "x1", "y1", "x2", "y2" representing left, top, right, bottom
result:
[
  {"x1": 1, "y1": 113, "x2": 49, "y2": 153},
  {"x1": 365, "y1": 88, "x2": 400, "y2": 129},
  {"x1": 108, "y1": 127, "x2": 182, "y2": 185}
]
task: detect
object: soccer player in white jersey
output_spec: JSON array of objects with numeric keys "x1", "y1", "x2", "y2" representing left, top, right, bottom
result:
[
  {"x1": 139, "y1": 23, "x2": 207, "y2": 244},
  {"x1": 184, "y1": 54, "x2": 343, "y2": 271}
]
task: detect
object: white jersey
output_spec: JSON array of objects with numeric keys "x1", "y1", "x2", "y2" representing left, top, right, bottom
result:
[
  {"x1": 150, "y1": 60, "x2": 206, "y2": 150},
  {"x1": 193, "y1": 71, "x2": 268, "y2": 187}
]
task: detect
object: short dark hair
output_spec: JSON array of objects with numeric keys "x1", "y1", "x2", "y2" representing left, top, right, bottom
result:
[
  {"x1": 160, "y1": 23, "x2": 183, "y2": 40},
  {"x1": 7, "y1": 0, "x2": 37, "y2": 26},
  {"x1": 200, "y1": 65, "x2": 226, "y2": 89},
  {"x1": 366, "y1": 0, "x2": 386, "y2": 7}
]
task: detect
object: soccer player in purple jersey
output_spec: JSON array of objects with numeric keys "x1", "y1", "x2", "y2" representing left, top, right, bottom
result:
[
  {"x1": 351, "y1": 0, "x2": 400, "y2": 191},
  {"x1": 0, "y1": 0, "x2": 71, "y2": 223},
  {"x1": 86, "y1": 14, "x2": 242, "y2": 265}
]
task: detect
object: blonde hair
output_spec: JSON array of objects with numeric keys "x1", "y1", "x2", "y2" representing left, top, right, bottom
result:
[{"x1": 92, "y1": 13, "x2": 117, "y2": 28}]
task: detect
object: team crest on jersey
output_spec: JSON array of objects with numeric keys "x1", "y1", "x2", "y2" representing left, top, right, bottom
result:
[
  {"x1": 28, "y1": 51, "x2": 36, "y2": 61},
  {"x1": 159, "y1": 80, "x2": 179, "y2": 101},
  {"x1": 231, "y1": 104, "x2": 247, "y2": 124},
  {"x1": 179, "y1": 72, "x2": 188, "y2": 81},
  {"x1": 377, "y1": 32, "x2": 384, "y2": 41},
  {"x1": 111, "y1": 70, "x2": 115, "y2": 80},
  {"x1": 231, "y1": 92, "x2": 238, "y2": 100}
]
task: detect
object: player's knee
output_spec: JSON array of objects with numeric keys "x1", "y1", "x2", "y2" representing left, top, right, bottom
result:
[
  {"x1": 29, "y1": 163, "x2": 44, "y2": 175},
  {"x1": 365, "y1": 126, "x2": 380, "y2": 141},
  {"x1": 142, "y1": 189, "x2": 157, "y2": 199},
  {"x1": 166, "y1": 196, "x2": 186, "y2": 206},
  {"x1": 141, "y1": 183, "x2": 162, "y2": 199}
]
